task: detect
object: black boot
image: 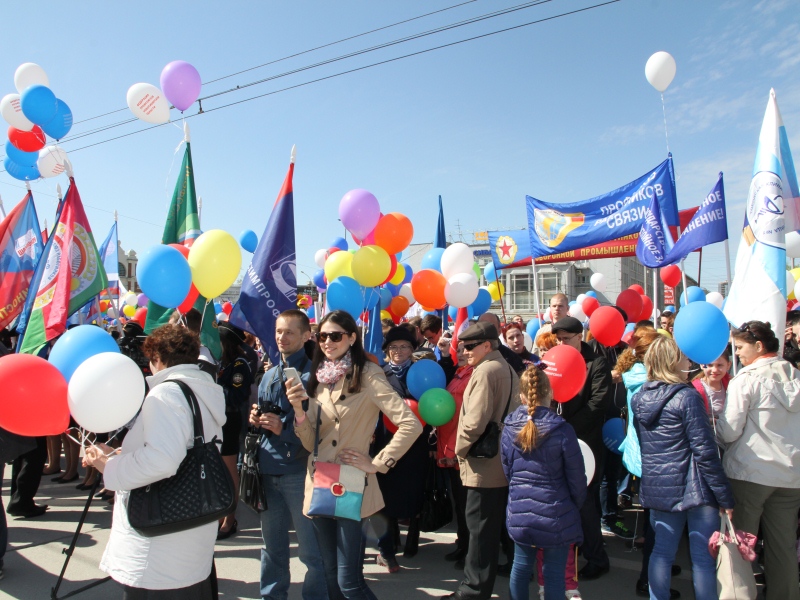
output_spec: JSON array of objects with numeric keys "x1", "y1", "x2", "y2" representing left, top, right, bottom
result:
[{"x1": 404, "y1": 516, "x2": 420, "y2": 557}]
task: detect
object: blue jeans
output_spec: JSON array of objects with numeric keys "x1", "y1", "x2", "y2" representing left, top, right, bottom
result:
[
  {"x1": 312, "y1": 517, "x2": 376, "y2": 600},
  {"x1": 649, "y1": 505, "x2": 718, "y2": 600},
  {"x1": 510, "y1": 544, "x2": 568, "y2": 600},
  {"x1": 260, "y1": 472, "x2": 328, "y2": 600}
]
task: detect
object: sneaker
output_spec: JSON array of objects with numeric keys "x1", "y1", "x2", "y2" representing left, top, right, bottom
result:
[
  {"x1": 602, "y1": 519, "x2": 634, "y2": 539},
  {"x1": 617, "y1": 493, "x2": 633, "y2": 509},
  {"x1": 565, "y1": 590, "x2": 582, "y2": 599}
]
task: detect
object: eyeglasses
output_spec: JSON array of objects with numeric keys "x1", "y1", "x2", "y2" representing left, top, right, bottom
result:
[
  {"x1": 319, "y1": 331, "x2": 346, "y2": 343},
  {"x1": 387, "y1": 344, "x2": 413, "y2": 352},
  {"x1": 461, "y1": 340, "x2": 486, "y2": 351},
  {"x1": 555, "y1": 333, "x2": 578, "y2": 343}
]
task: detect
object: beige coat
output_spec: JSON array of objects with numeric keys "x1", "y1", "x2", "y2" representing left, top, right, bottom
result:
[
  {"x1": 295, "y1": 360, "x2": 422, "y2": 518},
  {"x1": 455, "y1": 350, "x2": 520, "y2": 488}
]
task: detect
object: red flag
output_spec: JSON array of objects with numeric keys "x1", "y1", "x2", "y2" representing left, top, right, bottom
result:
[{"x1": 450, "y1": 307, "x2": 470, "y2": 363}]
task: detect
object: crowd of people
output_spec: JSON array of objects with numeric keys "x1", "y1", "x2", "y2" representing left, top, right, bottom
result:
[{"x1": 1, "y1": 292, "x2": 800, "y2": 600}]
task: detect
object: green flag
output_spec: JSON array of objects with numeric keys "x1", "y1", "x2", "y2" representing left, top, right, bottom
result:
[{"x1": 144, "y1": 142, "x2": 221, "y2": 360}]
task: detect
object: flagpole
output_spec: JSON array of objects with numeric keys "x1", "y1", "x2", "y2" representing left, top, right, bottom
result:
[
  {"x1": 531, "y1": 260, "x2": 543, "y2": 327},
  {"x1": 653, "y1": 267, "x2": 658, "y2": 327},
  {"x1": 697, "y1": 248, "x2": 703, "y2": 287},
  {"x1": 0, "y1": 194, "x2": 5, "y2": 219}
]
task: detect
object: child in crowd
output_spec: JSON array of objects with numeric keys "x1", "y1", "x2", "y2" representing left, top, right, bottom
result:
[{"x1": 691, "y1": 346, "x2": 732, "y2": 422}]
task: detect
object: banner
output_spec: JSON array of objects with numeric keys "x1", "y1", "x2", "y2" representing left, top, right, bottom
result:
[
  {"x1": 526, "y1": 158, "x2": 678, "y2": 259},
  {"x1": 98, "y1": 222, "x2": 120, "y2": 299},
  {"x1": 635, "y1": 188, "x2": 674, "y2": 268},
  {"x1": 0, "y1": 194, "x2": 44, "y2": 330}
]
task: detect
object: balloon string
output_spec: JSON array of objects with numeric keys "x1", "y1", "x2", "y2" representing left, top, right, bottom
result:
[{"x1": 660, "y1": 92, "x2": 670, "y2": 155}]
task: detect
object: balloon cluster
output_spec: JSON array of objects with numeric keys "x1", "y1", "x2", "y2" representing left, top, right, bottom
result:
[
  {"x1": 127, "y1": 60, "x2": 201, "y2": 124},
  {"x1": 2, "y1": 63, "x2": 73, "y2": 181},
  {"x1": 412, "y1": 242, "x2": 485, "y2": 314},
  {"x1": 137, "y1": 230, "x2": 241, "y2": 313},
  {"x1": 383, "y1": 360, "x2": 456, "y2": 432}
]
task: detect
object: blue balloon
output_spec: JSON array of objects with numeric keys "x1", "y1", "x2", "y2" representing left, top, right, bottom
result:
[
  {"x1": 585, "y1": 290, "x2": 597, "y2": 298},
  {"x1": 380, "y1": 288, "x2": 393, "y2": 310},
  {"x1": 569, "y1": 301, "x2": 576, "y2": 306},
  {"x1": 484, "y1": 262, "x2": 498, "y2": 283},
  {"x1": 363, "y1": 286, "x2": 380, "y2": 311},
  {"x1": 385, "y1": 282, "x2": 400, "y2": 297},
  {"x1": 214, "y1": 301, "x2": 223, "y2": 313},
  {"x1": 20, "y1": 85, "x2": 58, "y2": 125},
  {"x1": 41, "y1": 99, "x2": 73, "y2": 139},
  {"x1": 401, "y1": 263, "x2": 413, "y2": 285},
  {"x1": 448, "y1": 304, "x2": 474, "y2": 321},
  {"x1": 138, "y1": 245, "x2": 192, "y2": 309},
  {"x1": 679, "y1": 286, "x2": 706, "y2": 306},
  {"x1": 5, "y1": 140, "x2": 38, "y2": 166},
  {"x1": 326, "y1": 276, "x2": 363, "y2": 319},
  {"x1": 49, "y1": 324, "x2": 120, "y2": 382},
  {"x1": 330, "y1": 236, "x2": 348, "y2": 251},
  {"x1": 4, "y1": 157, "x2": 40, "y2": 181},
  {"x1": 624, "y1": 322, "x2": 635, "y2": 333},
  {"x1": 470, "y1": 288, "x2": 492, "y2": 316},
  {"x1": 665, "y1": 305, "x2": 676, "y2": 313},
  {"x1": 602, "y1": 418, "x2": 626, "y2": 454},
  {"x1": 407, "y1": 360, "x2": 447, "y2": 400},
  {"x1": 239, "y1": 230, "x2": 258, "y2": 253},
  {"x1": 673, "y1": 301, "x2": 729, "y2": 364},
  {"x1": 526, "y1": 319, "x2": 541, "y2": 339},
  {"x1": 111, "y1": 319, "x2": 119, "y2": 326},
  {"x1": 307, "y1": 306, "x2": 315, "y2": 319},
  {"x1": 421, "y1": 248, "x2": 445, "y2": 272},
  {"x1": 313, "y1": 269, "x2": 327, "y2": 290}
]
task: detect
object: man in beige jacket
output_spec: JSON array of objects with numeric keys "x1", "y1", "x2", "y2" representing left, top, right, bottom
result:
[{"x1": 442, "y1": 321, "x2": 520, "y2": 600}]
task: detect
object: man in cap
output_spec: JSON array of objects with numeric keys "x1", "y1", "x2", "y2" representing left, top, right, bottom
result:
[
  {"x1": 442, "y1": 321, "x2": 519, "y2": 600},
  {"x1": 551, "y1": 316, "x2": 612, "y2": 580}
]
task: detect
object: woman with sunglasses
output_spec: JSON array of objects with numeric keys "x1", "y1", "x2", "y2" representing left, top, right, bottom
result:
[
  {"x1": 716, "y1": 321, "x2": 800, "y2": 600},
  {"x1": 286, "y1": 310, "x2": 422, "y2": 600}
]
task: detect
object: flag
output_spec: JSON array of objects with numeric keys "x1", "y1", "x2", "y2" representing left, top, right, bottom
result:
[
  {"x1": 724, "y1": 90, "x2": 791, "y2": 342},
  {"x1": 449, "y1": 307, "x2": 469, "y2": 363},
  {"x1": 526, "y1": 158, "x2": 679, "y2": 259},
  {"x1": 0, "y1": 193, "x2": 44, "y2": 330},
  {"x1": 145, "y1": 142, "x2": 221, "y2": 360},
  {"x1": 364, "y1": 304, "x2": 384, "y2": 365},
  {"x1": 98, "y1": 222, "x2": 120, "y2": 300},
  {"x1": 434, "y1": 195, "x2": 446, "y2": 249},
  {"x1": 18, "y1": 180, "x2": 108, "y2": 354},
  {"x1": 662, "y1": 174, "x2": 728, "y2": 265},
  {"x1": 229, "y1": 151, "x2": 298, "y2": 364},
  {"x1": 635, "y1": 189, "x2": 674, "y2": 267}
]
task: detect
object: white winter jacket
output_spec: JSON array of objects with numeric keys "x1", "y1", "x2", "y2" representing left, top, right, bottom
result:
[
  {"x1": 716, "y1": 356, "x2": 800, "y2": 489},
  {"x1": 100, "y1": 364, "x2": 226, "y2": 590}
]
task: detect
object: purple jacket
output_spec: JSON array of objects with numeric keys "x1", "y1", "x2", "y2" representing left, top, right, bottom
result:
[{"x1": 501, "y1": 405, "x2": 587, "y2": 548}]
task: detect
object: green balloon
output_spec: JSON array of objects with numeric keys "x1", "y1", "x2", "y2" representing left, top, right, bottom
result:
[
  {"x1": 418, "y1": 388, "x2": 456, "y2": 426},
  {"x1": 472, "y1": 262, "x2": 481, "y2": 280}
]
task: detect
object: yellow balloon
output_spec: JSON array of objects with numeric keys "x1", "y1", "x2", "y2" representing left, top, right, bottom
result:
[
  {"x1": 351, "y1": 245, "x2": 391, "y2": 287},
  {"x1": 791, "y1": 267, "x2": 800, "y2": 281},
  {"x1": 324, "y1": 250, "x2": 353, "y2": 282},
  {"x1": 188, "y1": 230, "x2": 242, "y2": 299},
  {"x1": 657, "y1": 328, "x2": 673, "y2": 338},
  {"x1": 123, "y1": 304, "x2": 136, "y2": 317},
  {"x1": 389, "y1": 263, "x2": 405, "y2": 286},
  {"x1": 380, "y1": 310, "x2": 392, "y2": 321},
  {"x1": 487, "y1": 281, "x2": 505, "y2": 301}
]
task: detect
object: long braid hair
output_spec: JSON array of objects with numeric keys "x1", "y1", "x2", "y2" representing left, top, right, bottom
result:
[{"x1": 516, "y1": 365, "x2": 554, "y2": 452}]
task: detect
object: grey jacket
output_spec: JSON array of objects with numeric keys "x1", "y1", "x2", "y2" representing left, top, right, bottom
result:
[{"x1": 716, "y1": 356, "x2": 800, "y2": 488}]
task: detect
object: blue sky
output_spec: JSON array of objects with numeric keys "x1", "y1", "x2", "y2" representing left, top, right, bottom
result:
[{"x1": 0, "y1": 0, "x2": 798, "y2": 292}]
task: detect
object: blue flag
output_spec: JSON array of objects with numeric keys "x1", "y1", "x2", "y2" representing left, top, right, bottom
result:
[
  {"x1": 662, "y1": 174, "x2": 728, "y2": 266},
  {"x1": 434, "y1": 195, "x2": 446, "y2": 249},
  {"x1": 364, "y1": 303, "x2": 384, "y2": 365},
  {"x1": 526, "y1": 158, "x2": 678, "y2": 259},
  {"x1": 229, "y1": 158, "x2": 297, "y2": 364},
  {"x1": 635, "y1": 190, "x2": 674, "y2": 267},
  {"x1": 0, "y1": 193, "x2": 43, "y2": 330}
]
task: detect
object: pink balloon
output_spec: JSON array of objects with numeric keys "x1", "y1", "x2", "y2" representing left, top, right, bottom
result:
[
  {"x1": 160, "y1": 61, "x2": 201, "y2": 112},
  {"x1": 339, "y1": 189, "x2": 380, "y2": 239}
]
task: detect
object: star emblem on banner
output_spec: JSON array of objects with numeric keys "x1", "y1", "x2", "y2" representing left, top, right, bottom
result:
[{"x1": 495, "y1": 235, "x2": 517, "y2": 265}]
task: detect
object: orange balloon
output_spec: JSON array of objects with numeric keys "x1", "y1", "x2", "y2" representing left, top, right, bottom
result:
[
  {"x1": 389, "y1": 296, "x2": 410, "y2": 317},
  {"x1": 374, "y1": 213, "x2": 414, "y2": 255},
  {"x1": 99, "y1": 300, "x2": 109, "y2": 312},
  {"x1": 411, "y1": 269, "x2": 447, "y2": 310}
]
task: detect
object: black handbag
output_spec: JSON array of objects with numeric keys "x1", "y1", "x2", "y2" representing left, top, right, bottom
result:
[
  {"x1": 467, "y1": 365, "x2": 514, "y2": 459},
  {"x1": 239, "y1": 428, "x2": 267, "y2": 513},
  {"x1": 127, "y1": 379, "x2": 236, "y2": 536},
  {"x1": 419, "y1": 459, "x2": 453, "y2": 532}
]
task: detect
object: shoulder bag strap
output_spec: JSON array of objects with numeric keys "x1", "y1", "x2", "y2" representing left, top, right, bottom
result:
[
  {"x1": 499, "y1": 365, "x2": 514, "y2": 422},
  {"x1": 163, "y1": 379, "x2": 205, "y2": 444},
  {"x1": 312, "y1": 397, "x2": 323, "y2": 465}
]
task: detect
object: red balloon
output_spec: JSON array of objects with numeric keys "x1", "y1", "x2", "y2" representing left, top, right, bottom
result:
[
  {"x1": 0, "y1": 354, "x2": 69, "y2": 436},
  {"x1": 404, "y1": 398, "x2": 426, "y2": 426},
  {"x1": 582, "y1": 297, "x2": 600, "y2": 317},
  {"x1": 589, "y1": 306, "x2": 626, "y2": 347},
  {"x1": 8, "y1": 125, "x2": 46, "y2": 152},
  {"x1": 168, "y1": 242, "x2": 190, "y2": 258},
  {"x1": 133, "y1": 306, "x2": 148, "y2": 325},
  {"x1": 541, "y1": 345, "x2": 587, "y2": 403},
  {"x1": 328, "y1": 247, "x2": 341, "y2": 255},
  {"x1": 660, "y1": 265, "x2": 682, "y2": 288},
  {"x1": 616, "y1": 289, "x2": 643, "y2": 323},
  {"x1": 638, "y1": 295, "x2": 654, "y2": 321},
  {"x1": 177, "y1": 285, "x2": 200, "y2": 314},
  {"x1": 382, "y1": 255, "x2": 398, "y2": 285},
  {"x1": 383, "y1": 413, "x2": 398, "y2": 434},
  {"x1": 222, "y1": 301, "x2": 233, "y2": 315},
  {"x1": 628, "y1": 284, "x2": 645, "y2": 295}
]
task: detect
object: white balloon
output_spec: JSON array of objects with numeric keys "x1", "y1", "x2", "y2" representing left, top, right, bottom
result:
[
  {"x1": 795, "y1": 278, "x2": 800, "y2": 301},
  {"x1": 68, "y1": 352, "x2": 145, "y2": 433},
  {"x1": 106, "y1": 307, "x2": 117, "y2": 318},
  {"x1": 652, "y1": 307, "x2": 662, "y2": 319},
  {"x1": 126, "y1": 82, "x2": 171, "y2": 124},
  {"x1": 0, "y1": 93, "x2": 34, "y2": 131},
  {"x1": 590, "y1": 273, "x2": 607, "y2": 293},
  {"x1": 705, "y1": 291, "x2": 724, "y2": 309},
  {"x1": 788, "y1": 271, "x2": 797, "y2": 296},
  {"x1": 445, "y1": 272, "x2": 479, "y2": 308},
  {"x1": 440, "y1": 243, "x2": 475, "y2": 279},
  {"x1": 314, "y1": 249, "x2": 328, "y2": 268},
  {"x1": 124, "y1": 294, "x2": 138, "y2": 307},
  {"x1": 787, "y1": 232, "x2": 800, "y2": 259},
  {"x1": 217, "y1": 312, "x2": 228, "y2": 321},
  {"x1": 399, "y1": 283, "x2": 415, "y2": 304},
  {"x1": 645, "y1": 51, "x2": 677, "y2": 93},
  {"x1": 14, "y1": 63, "x2": 49, "y2": 93},
  {"x1": 575, "y1": 293, "x2": 587, "y2": 305},
  {"x1": 569, "y1": 303, "x2": 586, "y2": 321},
  {"x1": 578, "y1": 439, "x2": 595, "y2": 485},
  {"x1": 37, "y1": 146, "x2": 68, "y2": 178},
  {"x1": 523, "y1": 331, "x2": 534, "y2": 352},
  {"x1": 543, "y1": 307, "x2": 552, "y2": 323}
]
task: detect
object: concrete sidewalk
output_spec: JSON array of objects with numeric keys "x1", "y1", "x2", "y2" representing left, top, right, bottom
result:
[{"x1": 0, "y1": 474, "x2": 703, "y2": 599}]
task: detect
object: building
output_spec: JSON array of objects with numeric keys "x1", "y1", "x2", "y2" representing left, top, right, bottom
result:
[{"x1": 117, "y1": 241, "x2": 140, "y2": 293}]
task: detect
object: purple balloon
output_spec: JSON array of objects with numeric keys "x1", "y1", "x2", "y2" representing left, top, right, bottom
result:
[
  {"x1": 160, "y1": 61, "x2": 201, "y2": 112},
  {"x1": 137, "y1": 293, "x2": 149, "y2": 307},
  {"x1": 338, "y1": 189, "x2": 380, "y2": 239}
]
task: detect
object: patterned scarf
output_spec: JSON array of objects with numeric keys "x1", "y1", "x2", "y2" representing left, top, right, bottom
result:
[
  {"x1": 388, "y1": 358, "x2": 412, "y2": 380},
  {"x1": 316, "y1": 352, "x2": 353, "y2": 385}
]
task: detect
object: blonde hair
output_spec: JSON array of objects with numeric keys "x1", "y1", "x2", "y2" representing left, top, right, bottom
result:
[
  {"x1": 644, "y1": 336, "x2": 685, "y2": 384},
  {"x1": 516, "y1": 365, "x2": 554, "y2": 452}
]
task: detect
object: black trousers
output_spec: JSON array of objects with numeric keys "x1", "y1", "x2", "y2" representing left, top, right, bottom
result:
[
  {"x1": 579, "y1": 454, "x2": 610, "y2": 570},
  {"x1": 120, "y1": 561, "x2": 217, "y2": 599},
  {"x1": 457, "y1": 486, "x2": 507, "y2": 600},
  {"x1": 448, "y1": 469, "x2": 469, "y2": 550},
  {"x1": 8, "y1": 436, "x2": 46, "y2": 512}
]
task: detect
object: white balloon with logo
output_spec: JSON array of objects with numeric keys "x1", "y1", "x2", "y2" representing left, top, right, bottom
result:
[
  {"x1": 0, "y1": 93, "x2": 34, "y2": 131},
  {"x1": 126, "y1": 82, "x2": 171, "y2": 124},
  {"x1": 37, "y1": 146, "x2": 68, "y2": 178}
]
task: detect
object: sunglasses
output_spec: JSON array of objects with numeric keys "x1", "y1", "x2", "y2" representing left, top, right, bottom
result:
[
  {"x1": 461, "y1": 340, "x2": 486, "y2": 351},
  {"x1": 319, "y1": 331, "x2": 347, "y2": 343}
]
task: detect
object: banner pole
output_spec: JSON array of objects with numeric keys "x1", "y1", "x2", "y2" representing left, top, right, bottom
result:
[
  {"x1": 0, "y1": 194, "x2": 5, "y2": 219},
  {"x1": 723, "y1": 240, "x2": 732, "y2": 293},
  {"x1": 653, "y1": 268, "x2": 658, "y2": 327},
  {"x1": 697, "y1": 248, "x2": 703, "y2": 287},
  {"x1": 497, "y1": 268, "x2": 509, "y2": 324},
  {"x1": 531, "y1": 260, "x2": 543, "y2": 327}
]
